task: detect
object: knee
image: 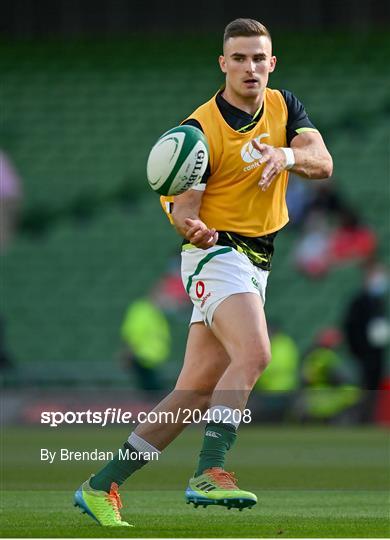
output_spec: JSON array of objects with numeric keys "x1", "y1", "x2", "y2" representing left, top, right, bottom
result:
[
  {"x1": 259, "y1": 345, "x2": 272, "y2": 371},
  {"x1": 239, "y1": 344, "x2": 272, "y2": 386}
]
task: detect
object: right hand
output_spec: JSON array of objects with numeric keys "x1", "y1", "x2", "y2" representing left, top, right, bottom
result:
[{"x1": 184, "y1": 218, "x2": 219, "y2": 249}]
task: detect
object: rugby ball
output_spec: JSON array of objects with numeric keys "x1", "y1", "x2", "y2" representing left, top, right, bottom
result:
[{"x1": 147, "y1": 125, "x2": 209, "y2": 196}]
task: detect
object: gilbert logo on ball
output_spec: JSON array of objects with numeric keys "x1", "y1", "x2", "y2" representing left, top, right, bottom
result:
[{"x1": 147, "y1": 125, "x2": 209, "y2": 196}]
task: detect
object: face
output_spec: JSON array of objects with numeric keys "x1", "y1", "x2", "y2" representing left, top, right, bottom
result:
[{"x1": 219, "y1": 35, "x2": 276, "y2": 100}]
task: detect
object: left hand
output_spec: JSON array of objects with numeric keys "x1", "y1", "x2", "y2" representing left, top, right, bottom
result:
[
  {"x1": 184, "y1": 218, "x2": 219, "y2": 249},
  {"x1": 252, "y1": 141, "x2": 288, "y2": 191}
]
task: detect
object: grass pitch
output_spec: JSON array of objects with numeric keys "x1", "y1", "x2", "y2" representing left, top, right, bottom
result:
[{"x1": 1, "y1": 425, "x2": 389, "y2": 537}]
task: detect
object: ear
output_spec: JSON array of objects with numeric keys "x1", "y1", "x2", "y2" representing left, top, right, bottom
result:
[
  {"x1": 219, "y1": 55, "x2": 227, "y2": 74},
  {"x1": 269, "y1": 55, "x2": 277, "y2": 73}
]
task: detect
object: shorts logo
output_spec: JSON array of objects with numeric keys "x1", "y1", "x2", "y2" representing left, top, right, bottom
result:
[
  {"x1": 251, "y1": 276, "x2": 260, "y2": 290},
  {"x1": 240, "y1": 133, "x2": 269, "y2": 163},
  {"x1": 201, "y1": 292, "x2": 211, "y2": 308},
  {"x1": 195, "y1": 281, "x2": 205, "y2": 299}
]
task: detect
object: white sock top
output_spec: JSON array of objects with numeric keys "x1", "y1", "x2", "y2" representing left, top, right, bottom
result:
[
  {"x1": 207, "y1": 405, "x2": 241, "y2": 429},
  {"x1": 128, "y1": 432, "x2": 161, "y2": 459}
]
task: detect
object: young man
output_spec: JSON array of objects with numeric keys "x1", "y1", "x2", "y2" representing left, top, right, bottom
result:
[{"x1": 74, "y1": 18, "x2": 333, "y2": 526}]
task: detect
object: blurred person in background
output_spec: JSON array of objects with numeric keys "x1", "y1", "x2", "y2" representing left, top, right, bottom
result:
[
  {"x1": 0, "y1": 151, "x2": 22, "y2": 379},
  {"x1": 293, "y1": 209, "x2": 331, "y2": 277},
  {"x1": 293, "y1": 204, "x2": 377, "y2": 278},
  {"x1": 303, "y1": 178, "x2": 347, "y2": 224},
  {"x1": 154, "y1": 254, "x2": 192, "y2": 314},
  {"x1": 300, "y1": 327, "x2": 360, "y2": 423},
  {"x1": 120, "y1": 288, "x2": 171, "y2": 392},
  {"x1": 254, "y1": 322, "x2": 300, "y2": 421},
  {"x1": 120, "y1": 265, "x2": 189, "y2": 391},
  {"x1": 74, "y1": 17, "x2": 332, "y2": 526},
  {"x1": 343, "y1": 260, "x2": 390, "y2": 422},
  {"x1": 286, "y1": 176, "x2": 346, "y2": 230},
  {"x1": 328, "y1": 206, "x2": 377, "y2": 266},
  {"x1": 285, "y1": 174, "x2": 312, "y2": 227},
  {"x1": 0, "y1": 150, "x2": 23, "y2": 253}
]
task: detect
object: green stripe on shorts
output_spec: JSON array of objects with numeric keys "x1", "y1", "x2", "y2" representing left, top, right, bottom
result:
[{"x1": 186, "y1": 247, "x2": 232, "y2": 294}]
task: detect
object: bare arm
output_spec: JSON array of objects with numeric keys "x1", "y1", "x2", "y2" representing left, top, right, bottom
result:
[
  {"x1": 171, "y1": 188, "x2": 218, "y2": 249},
  {"x1": 289, "y1": 131, "x2": 333, "y2": 179},
  {"x1": 253, "y1": 131, "x2": 333, "y2": 191}
]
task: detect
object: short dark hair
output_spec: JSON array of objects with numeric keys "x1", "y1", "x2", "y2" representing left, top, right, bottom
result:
[{"x1": 223, "y1": 18, "x2": 271, "y2": 44}]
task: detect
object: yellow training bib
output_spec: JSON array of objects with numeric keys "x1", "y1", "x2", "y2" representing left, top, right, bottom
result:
[{"x1": 161, "y1": 88, "x2": 290, "y2": 236}]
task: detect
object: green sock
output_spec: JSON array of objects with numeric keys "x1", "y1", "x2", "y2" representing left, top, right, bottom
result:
[
  {"x1": 89, "y1": 442, "x2": 147, "y2": 492},
  {"x1": 195, "y1": 422, "x2": 237, "y2": 476}
]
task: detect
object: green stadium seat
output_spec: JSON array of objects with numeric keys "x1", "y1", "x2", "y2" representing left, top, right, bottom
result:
[{"x1": 1, "y1": 36, "x2": 388, "y2": 383}]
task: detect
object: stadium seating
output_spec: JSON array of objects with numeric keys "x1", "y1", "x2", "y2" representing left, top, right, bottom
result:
[{"x1": 1, "y1": 34, "x2": 389, "y2": 384}]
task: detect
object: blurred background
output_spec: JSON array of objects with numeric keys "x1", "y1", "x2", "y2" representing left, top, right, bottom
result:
[{"x1": 1, "y1": 0, "x2": 390, "y2": 429}]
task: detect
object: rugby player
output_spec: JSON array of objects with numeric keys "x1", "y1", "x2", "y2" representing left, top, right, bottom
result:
[{"x1": 74, "y1": 18, "x2": 333, "y2": 526}]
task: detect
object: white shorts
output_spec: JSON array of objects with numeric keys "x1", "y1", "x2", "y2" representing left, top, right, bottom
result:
[{"x1": 181, "y1": 245, "x2": 269, "y2": 326}]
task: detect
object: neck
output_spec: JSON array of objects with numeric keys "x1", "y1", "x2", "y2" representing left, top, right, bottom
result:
[{"x1": 221, "y1": 86, "x2": 264, "y2": 115}]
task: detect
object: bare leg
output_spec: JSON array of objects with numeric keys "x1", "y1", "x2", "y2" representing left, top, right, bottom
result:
[
  {"x1": 134, "y1": 322, "x2": 230, "y2": 450},
  {"x1": 210, "y1": 292, "x2": 271, "y2": 411}
]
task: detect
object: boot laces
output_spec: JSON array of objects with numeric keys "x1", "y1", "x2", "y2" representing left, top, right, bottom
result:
[
  {"x1": 106, "y1": 482, "x2": 123, "y2": 520},
  {"x1": 206, "y1": 468, "x2": 238, "y2": 489}
]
